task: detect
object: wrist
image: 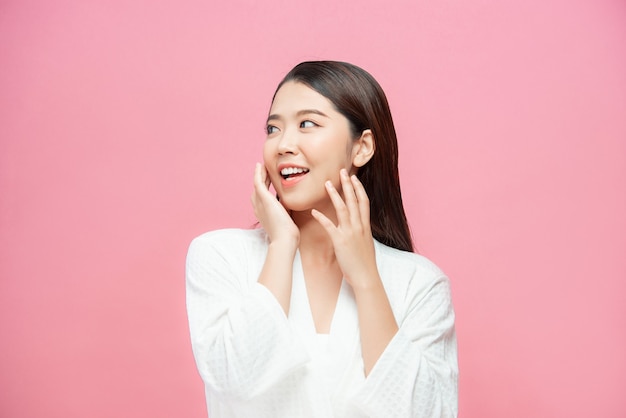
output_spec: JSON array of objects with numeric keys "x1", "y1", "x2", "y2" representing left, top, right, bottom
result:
[
  {"x1": 348, "y1": 271, "x2": 383, "y2": 294},
  {"x1": 268, "y1": 237, "x2": 299, "y2": 254}
]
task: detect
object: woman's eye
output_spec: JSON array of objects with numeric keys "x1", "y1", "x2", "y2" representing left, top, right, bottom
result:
[
  {"x1": 266, "y1": 125, "x2": 279, "y2": 135},
  {"x1": 300, "y1": 120, "x2": 317, "y2": 128}
]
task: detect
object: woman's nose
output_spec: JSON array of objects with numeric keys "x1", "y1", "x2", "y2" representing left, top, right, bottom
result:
[{"x1": 277, "y1": 129, "x2": 298, "y2": 155}]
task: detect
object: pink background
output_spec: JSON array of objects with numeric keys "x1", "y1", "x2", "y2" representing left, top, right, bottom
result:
[{"x1": 1, "y1": 0, "x2": 625, "y2": 417}]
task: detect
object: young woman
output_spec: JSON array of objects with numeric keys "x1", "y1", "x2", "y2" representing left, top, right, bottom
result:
[{"x1": 186, "y1": 61, "x2": 458, "y2": 417}]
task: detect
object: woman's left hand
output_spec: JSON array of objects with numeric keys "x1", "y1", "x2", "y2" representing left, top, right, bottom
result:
[
  {"x1": 311, "y1": 169, "x2": 379, "y2": 289},
  {"x1": 314, "y1": 169, "x2": 399, "y2": 375}
]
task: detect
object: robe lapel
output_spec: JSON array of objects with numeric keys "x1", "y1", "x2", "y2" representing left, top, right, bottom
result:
[
  {"x1": 288, "y1": 250, "x2": 317, "y2": 342},
  {"x1": 327, "y1": 279, "x2": 362, "y2": 394},
  {"x1": 288, "y1": 250, "x2": 364, "y2": 413}
]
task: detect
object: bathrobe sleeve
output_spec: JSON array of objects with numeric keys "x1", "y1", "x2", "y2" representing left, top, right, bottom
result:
[
  {"x1": 185, "y1": 229, "x2": 309, "y2": 401},
  {"x1": 351, "y1": 249, "x2": 458, "y2": 418}
]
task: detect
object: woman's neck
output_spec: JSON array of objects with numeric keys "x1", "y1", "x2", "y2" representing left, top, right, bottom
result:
[{"x1": 291, "y1": 209, "x2": 336, "y2": 265}]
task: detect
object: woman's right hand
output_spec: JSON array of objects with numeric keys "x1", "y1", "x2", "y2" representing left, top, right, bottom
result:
[
  {"x1": 251, "y1": 163, "x2": 300, "y2": 248},
  {"x1": 251, "y1": 163, "x2": 298, "y2": 314}
]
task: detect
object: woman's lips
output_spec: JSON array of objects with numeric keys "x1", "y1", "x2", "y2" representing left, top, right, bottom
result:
[{"x1": 280, "y1": 171, "x2": 308, "y2": 187}]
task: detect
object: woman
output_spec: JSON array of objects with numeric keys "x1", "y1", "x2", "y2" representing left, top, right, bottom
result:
[{"x1": 186, "y1": 61, "x2": 458, "y2": 417}]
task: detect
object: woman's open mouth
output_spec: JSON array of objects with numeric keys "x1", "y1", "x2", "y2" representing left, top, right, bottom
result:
[
  {"x1": 280, "y1": 167, "x2": 309, "y2": 186},
  {"x1": 280, "y1": 167, "x2": 309, "y2": 180}
]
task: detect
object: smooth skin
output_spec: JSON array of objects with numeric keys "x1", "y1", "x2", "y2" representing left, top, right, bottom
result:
[{"x1": 251, "y1": 81, "x2": 398, "y2": 376}]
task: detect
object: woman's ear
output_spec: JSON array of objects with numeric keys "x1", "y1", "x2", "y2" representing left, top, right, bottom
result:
[{"x1": 352, "y1": 129, "x2": 375, "y2": 168}]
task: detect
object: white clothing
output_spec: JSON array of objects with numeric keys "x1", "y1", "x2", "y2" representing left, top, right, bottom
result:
[{"x1": 186, "y1": 228, "x2": 458, "y2": 418}]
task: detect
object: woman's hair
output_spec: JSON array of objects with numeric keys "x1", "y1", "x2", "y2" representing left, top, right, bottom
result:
[{"x1": 273, "y1": 61, "x2": 414, "y2": 252}]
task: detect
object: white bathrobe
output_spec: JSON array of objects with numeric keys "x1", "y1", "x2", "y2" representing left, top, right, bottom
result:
[{"x1": 186, "y1": 228, "x2": 457, "y2": 417}]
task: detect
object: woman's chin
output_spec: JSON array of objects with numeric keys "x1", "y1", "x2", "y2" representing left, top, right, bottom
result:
[
  {"x1": 277, "y1": 196, "x2": 313, "y2": 214},
  {"x1": 281, "y1": 202, "x2": 310, "y2": 214}
]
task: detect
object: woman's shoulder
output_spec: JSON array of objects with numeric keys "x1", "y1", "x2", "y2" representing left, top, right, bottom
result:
[
  {"x1": 374, "y1": 240, "x2": 447, "y2": 282},
  {"x1": 191, "y1": 227, "x2": 267, "y2": 243},
  {"x1": 188, "y1": 228, "x2": 269, "y2": 258},
  {"x1": 374, "y1": 241, "x2": 452, "y2": 312}
]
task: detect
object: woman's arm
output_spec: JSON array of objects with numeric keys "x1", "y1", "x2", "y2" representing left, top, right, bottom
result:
[
  {"x1": 186, "y1": 230, "x2": 309, "y2": 401},
  {"x1": 251, "y1": 162, "x2": 299, "y2": 313},
  {"x1": 184, "y1": 164, "x2": 306, "y2": 401},
  {"x1": 352, "y1": 273, "x2": 458, "y2": 418},
  {"x1": 351, "y1": 276, "x2": 399, "y2": 376},
  {"x1": 313, "y1": 170, "x2": 457, "y2": 418},
  {"x1": 312, "y1": 169, "x2": 398, "y2": 375}
]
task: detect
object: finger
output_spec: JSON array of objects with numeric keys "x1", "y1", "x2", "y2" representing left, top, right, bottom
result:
[
  {"x1": 251, "y1": 188, "x2": 260, "y2": 217},
  {"x1": 311, "y1": 209, "x2": 337, "y2": 237},
  {"x1": 324, "y1": 180, "x2": 349, "y2": 226},
  {"x1": 351, "y1": 174, "x2": 371, "y2": 229},
  {"x1": 261, "y1": 164, "x2": 272, "y2": 189},
  {"x1": 340, "y1": 169, "x2": 360, "y2": 226},
  {"x1": 251, "y1": 165, "x2": 263, "y2": 212},
  {"x1": 253, "y1": 163, "x2": 268, "y2": 191},
  {"x1": 253, "y1": 162, "x2": 263, "y2": 189},
  {"x1": 265, "y1": 172, "x2": 271, "y2": 189}
]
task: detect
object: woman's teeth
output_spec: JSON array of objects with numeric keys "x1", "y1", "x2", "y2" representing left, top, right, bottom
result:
[{"x1": 281, "y1": 167, "x2": 309, "y2": 179}]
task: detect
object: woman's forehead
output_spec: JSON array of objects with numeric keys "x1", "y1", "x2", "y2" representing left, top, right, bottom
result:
[{"x1": 270, "y1": 81, "x2": 335, "y2": 115}]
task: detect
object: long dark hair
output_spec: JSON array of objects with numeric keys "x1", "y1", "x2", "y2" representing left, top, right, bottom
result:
[{"x1": 272, "y1": 61, "x2": 414, "y2": 252}]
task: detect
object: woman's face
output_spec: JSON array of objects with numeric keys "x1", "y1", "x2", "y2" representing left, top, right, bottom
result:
[{"x1": 263, "y1": 81, "x2": 357, "y2": 213}]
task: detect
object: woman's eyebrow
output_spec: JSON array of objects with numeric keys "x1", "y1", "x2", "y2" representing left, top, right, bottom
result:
[
  {"x1": 266, "y1": 109, "x2": 329, "y2": 124},
  {"x1": 295, "y1": 109, "x2": 329, "y2": 118}
]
